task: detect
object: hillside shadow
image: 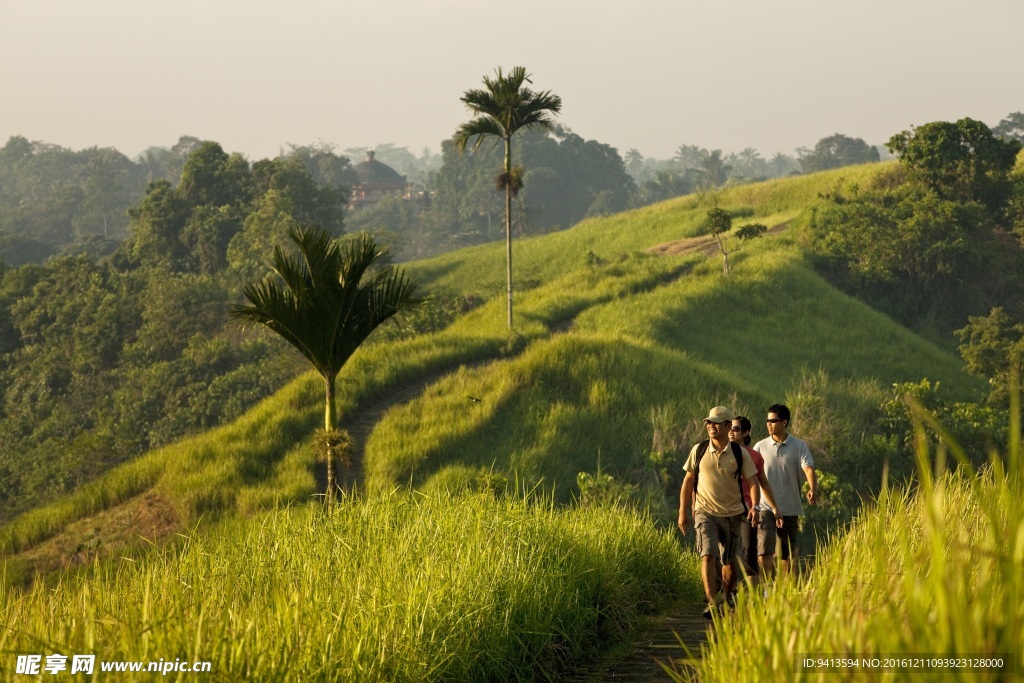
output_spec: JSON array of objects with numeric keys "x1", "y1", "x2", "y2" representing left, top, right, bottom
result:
[{"x1": 364, "y1": 334, "x2": 769, "y2": 500}]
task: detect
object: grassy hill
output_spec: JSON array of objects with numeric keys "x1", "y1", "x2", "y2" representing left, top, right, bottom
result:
[
  {"x1": 1, "y1": 163, "x2": 1000, "y2": 681},
  {"x1": 1, "y1": 161, "x2": 983, "y2": 562}
]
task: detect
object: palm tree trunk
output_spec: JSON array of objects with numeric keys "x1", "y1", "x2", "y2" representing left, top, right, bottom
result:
[
  {"x1": 504, "y1": 135, "x2": 514, "y2": 330},
  {"x1": 324, "y1": 376, "x2": 337, "y2": 506}
]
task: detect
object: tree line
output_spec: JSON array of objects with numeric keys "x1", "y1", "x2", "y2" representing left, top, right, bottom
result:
[{"x1": 0, "y1": 125, "x2": 936, "y2": 268}]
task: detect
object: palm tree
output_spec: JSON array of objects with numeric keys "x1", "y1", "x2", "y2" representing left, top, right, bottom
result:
[
  {"x1": 624, "y1": 148, "x2": 644, "y2": 177},
  {"x1": 674, "y1": 144, "x2": 703, "y2": 170},
  {"x1": 697, "y1": 150, "x2": 733, "y2": 188},
  {"x1": 230, "y1": 226, "x2": 423, "y2": 505},
  {"x1": 736, "y1": 147, "x2": 763, "y2": 177},
  {"x1": 454, "y1": 66, "x2": 562, "y2": 329}
]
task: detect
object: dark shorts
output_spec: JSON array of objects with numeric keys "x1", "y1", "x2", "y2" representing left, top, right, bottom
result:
[
  {"x1": 775, "y1": 514, "x2": 800, "y2": 560},
  {"x1": 694, "y1": 509, "x2": 743, "y2": 563},
  {"x1": 761, "y1": 511, "x2": 798, "y2": 561}
]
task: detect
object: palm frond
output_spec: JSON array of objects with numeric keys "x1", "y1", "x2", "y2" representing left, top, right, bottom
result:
[
  {"x1": 230, "y1": 225, "x2": 422, "y2": 382},
  {"x1": 456, "y1": 67, "x2": 561, "y2": 152},
  {"x1": 231, "y1": 277, "x2": 329, "y2": 376},
  {"x1": 454, "y1": 117, "x2": 507, "y2": 153}
]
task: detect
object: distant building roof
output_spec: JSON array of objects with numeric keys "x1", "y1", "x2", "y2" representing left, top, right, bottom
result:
[{"x1": 353, "y1": 151, "x2": 406, "y2": 185}]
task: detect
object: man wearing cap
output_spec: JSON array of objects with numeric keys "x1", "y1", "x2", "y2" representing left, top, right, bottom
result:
[{"x1": 678, "y1": 406, "x2": 764, "y2": 618}]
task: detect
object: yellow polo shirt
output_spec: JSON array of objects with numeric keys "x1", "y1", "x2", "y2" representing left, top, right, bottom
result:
[{"x1": 684, "y1": 441, "x2": 756, "y2": 516}]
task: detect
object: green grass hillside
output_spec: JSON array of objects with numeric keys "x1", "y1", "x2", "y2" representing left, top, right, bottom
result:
[
  {"x1": 0, "y1": 164, "x2": 997, "y2": 681},
  {"x1": 1, "y1": 162, "x2": 982, "y2": 560}
]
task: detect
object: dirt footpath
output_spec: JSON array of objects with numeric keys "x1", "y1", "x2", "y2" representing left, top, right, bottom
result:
[{"x1": 567, "y1": 601, "x2": 711, "y2": 682}]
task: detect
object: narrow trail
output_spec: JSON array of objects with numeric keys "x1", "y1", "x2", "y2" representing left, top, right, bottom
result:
[
  {"x1": 336, "y1": 377, "x2": 436, "y2": 491},
  {"x1": 328, "y1": 359, "x2": 715, "y2": 682},
  {"x1": 567, "y1": 602, "x2": 711, "y2": 682},
  {"x1": 335, "y1": 359, "x2": 495, "y2": 491}
]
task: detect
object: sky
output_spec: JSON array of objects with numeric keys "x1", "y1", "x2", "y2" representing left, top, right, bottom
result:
[{"x1": 2, "y1": 0, "x2": 1022, "y2": 163}]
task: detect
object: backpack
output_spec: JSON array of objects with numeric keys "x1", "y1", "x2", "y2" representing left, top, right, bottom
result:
[{"x1": 692, "y1": 440, "x2": 748, "y2": 513}]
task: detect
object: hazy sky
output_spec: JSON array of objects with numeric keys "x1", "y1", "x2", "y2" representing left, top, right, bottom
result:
[{"x1": 2, "y1": 0, "x2": 1021, "y2": 162}]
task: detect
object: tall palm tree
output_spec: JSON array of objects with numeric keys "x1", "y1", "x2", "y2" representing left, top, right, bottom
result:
[
  {"x1": 230, "y1": 226, "x2": 422, "y2": 504},
  {"x1": 454, "y1": 66, "x2": 562, "y2": 329}
]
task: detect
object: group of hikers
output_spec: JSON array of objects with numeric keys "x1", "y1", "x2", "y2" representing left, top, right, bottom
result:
[{"x1": 677, "y1": 403, "x2": 817, "y2": 619}]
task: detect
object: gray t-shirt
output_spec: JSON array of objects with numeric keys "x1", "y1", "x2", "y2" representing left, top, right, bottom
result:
[{"x1": 753, "y1": 434, "x2": 814, "y2": 517}]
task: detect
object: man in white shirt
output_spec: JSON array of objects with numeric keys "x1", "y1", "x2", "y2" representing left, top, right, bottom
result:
[{"x1": 753, "y1": 403, "x2": 817, "y2": 577}]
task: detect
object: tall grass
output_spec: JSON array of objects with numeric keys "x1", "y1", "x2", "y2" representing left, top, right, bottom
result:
[
  {"x1": 678, "y1": 421, "x2": 1022, "y2": 682},
  {"x1": 718, "y1": 162, "x2": 891, "y2": 217},
  {"x1": 1, "y1": 492, "x2": 698, "y2": 682}
]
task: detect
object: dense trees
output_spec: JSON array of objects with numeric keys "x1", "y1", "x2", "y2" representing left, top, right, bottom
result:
[
  {"x1": 627, "y1": 144, "x2": 801, "y2": 198},
  {"x1": 0, "y1": 137, "x2": 147, "y2": 265},
  {"x1": 425, "y1": 126, "x2": 636, "y2": 253},
  {"x1": 808, "y1": 118, "x2": 1024, "y2": 337},
  {"x1": 696, "y1": 150, "x2": 733, "y2": 187},
  {"x1": 992, "y1": 112, "x2": 1024, "y2": 145},
  {"x1": 799, "y1": 134, "x2": 880, "y2": 173},
  {"x1": 118, "y1": 142, "x2": 350, "y2": 275},
  {"x1": 0, "y1": 136, "x2": 355, "y2": 269},
  {"x1": 886, "y1": 118, "x2": 1021, "y2": 209},
  {"x1": 956, "y1": 307, "x2": 1024, "y2": 405},
  {"x1": 0, "y1": 140, "x2": 356, "y2": 522}
]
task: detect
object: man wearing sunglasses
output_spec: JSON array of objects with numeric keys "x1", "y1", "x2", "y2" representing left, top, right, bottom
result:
[{"x1": 753, "y1": 403, "x2": 817, "y2": 577}]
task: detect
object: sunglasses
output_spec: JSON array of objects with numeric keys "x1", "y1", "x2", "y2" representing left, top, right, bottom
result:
[{"x1": 766, "y1": 418, "x2": 785, "y2": 424}]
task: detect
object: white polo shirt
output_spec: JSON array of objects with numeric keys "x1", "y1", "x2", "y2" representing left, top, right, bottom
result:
[{"x1": 753, "y1": 434, "x2": 814, "y2": 517}]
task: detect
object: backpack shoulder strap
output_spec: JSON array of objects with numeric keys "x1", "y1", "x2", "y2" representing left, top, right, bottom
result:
[
  {"x1": 692, "y1": 439, "x2": 710, "y2": 485},
  {"x1": 696, "y1": 439, "x2": 711, "y2": 461},
  {"x1": 730, "y1": 442, "x2": 744, "y2": 477}
]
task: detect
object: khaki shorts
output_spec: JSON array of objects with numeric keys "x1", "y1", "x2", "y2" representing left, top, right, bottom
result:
[{"x1": 694, "y1": 509, "x2": 743, "y2": 562}]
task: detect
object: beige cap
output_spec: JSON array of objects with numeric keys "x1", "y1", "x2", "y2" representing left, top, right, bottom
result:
[{"x1": 703, "y1": 406, "x2": 736, "y2": 423}]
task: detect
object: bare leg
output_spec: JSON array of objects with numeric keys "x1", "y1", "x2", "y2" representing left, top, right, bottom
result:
[
  {"x1": 721, "y1": 561, "x2": 737, "y2": 602},
  {"x1": 701, "y1": 555, "x2": 720, "y2": 603},
  {"x1": 759, "y1": 554, "x2": 776, "y2": 580}
]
